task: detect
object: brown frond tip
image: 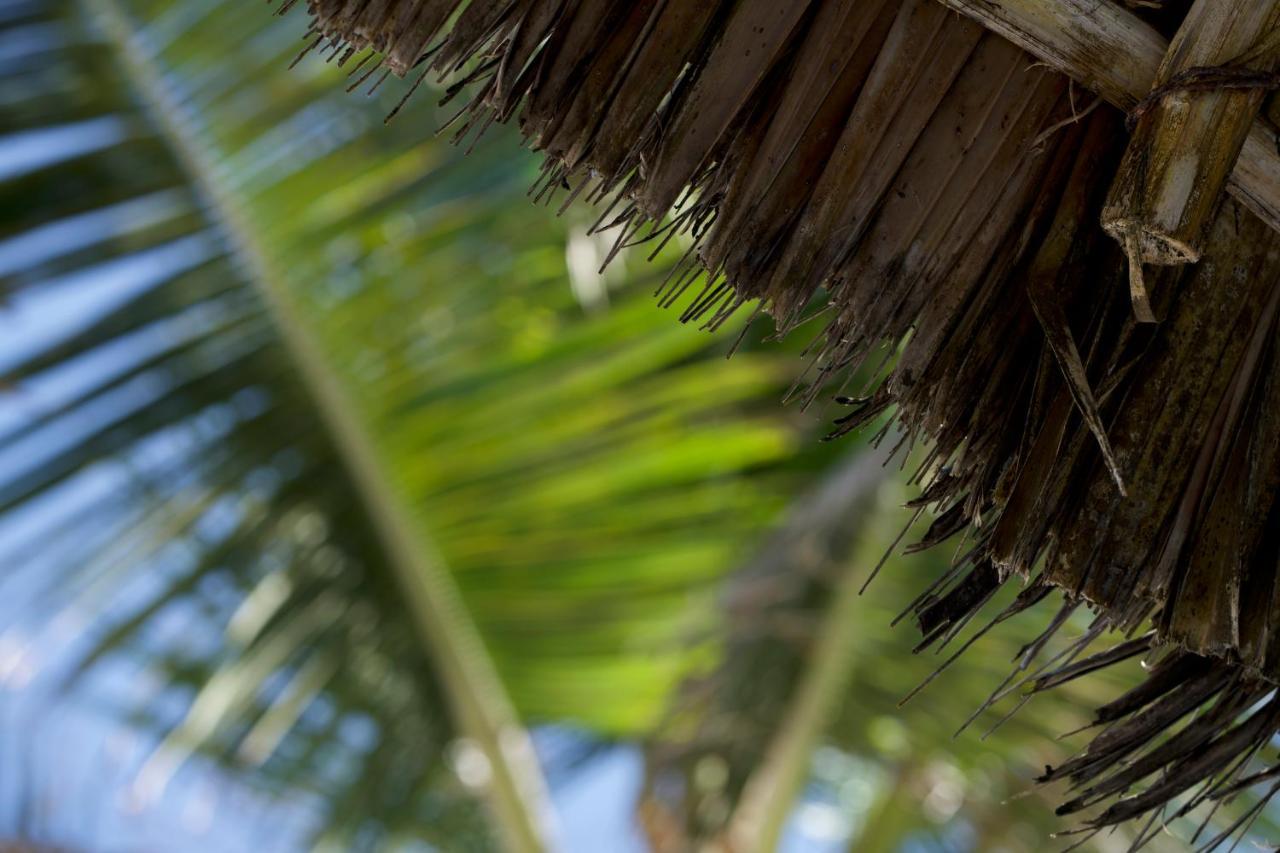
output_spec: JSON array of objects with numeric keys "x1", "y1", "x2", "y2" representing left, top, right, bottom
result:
[{"x1": 283, "y1": 0, "x2": 1280, "y2": 837}]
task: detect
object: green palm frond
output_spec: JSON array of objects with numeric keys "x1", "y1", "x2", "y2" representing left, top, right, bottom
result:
[{"x1": 0, "y1": 0, "x2": 836, "y2": 847}]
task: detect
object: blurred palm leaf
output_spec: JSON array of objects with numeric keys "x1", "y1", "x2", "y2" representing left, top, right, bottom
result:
[
  {"x1": 641, "y1": 449, "x2": 1280, "y2": 853},
  {"x1": 0, "y1": 0, "x2": 830, "y2": 847},
  {"x1": 638, "y1": 448, "x2": 1124, "y2": 852}
]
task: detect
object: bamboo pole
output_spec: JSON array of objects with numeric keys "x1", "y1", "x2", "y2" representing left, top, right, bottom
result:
[
  {"x1": 933, "y1": 0, "x2": 1280, "y2": 243},
  {"x1": 1102, "y1": 0, "x2": 1280, "y2": 321}
]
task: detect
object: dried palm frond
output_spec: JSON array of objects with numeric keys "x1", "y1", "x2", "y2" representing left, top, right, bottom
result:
[{"x1": 281, "y1": 0, "x2": 1280, "y2": 838}]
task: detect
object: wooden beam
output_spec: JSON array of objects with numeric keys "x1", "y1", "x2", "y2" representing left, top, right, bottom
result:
[
  {"x1": 1102, "y1": 0, "x2": 1280, "y2": 321},
  {"x1": 934, "y1": 0, "x2": 1280, "y2": 237}
]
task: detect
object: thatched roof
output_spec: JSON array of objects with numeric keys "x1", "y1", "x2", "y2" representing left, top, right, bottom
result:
[{"x1": 285, "y1": 0, "x2": 1280, "y2": 841}]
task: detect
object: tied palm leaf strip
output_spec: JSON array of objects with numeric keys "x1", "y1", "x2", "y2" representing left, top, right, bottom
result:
[{"x1": 285, "y1": 0, "x2": 1280, "y2": 840}]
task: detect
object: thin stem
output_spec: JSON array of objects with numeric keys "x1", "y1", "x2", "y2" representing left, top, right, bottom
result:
[{"x1": 723, "y1": 447, "x2": 895, "y2": 852}]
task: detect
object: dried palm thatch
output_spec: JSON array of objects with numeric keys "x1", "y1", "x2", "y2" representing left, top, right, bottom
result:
[{"x1": 280, "y1": 0, "x2": 1280, "y2": 841}]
